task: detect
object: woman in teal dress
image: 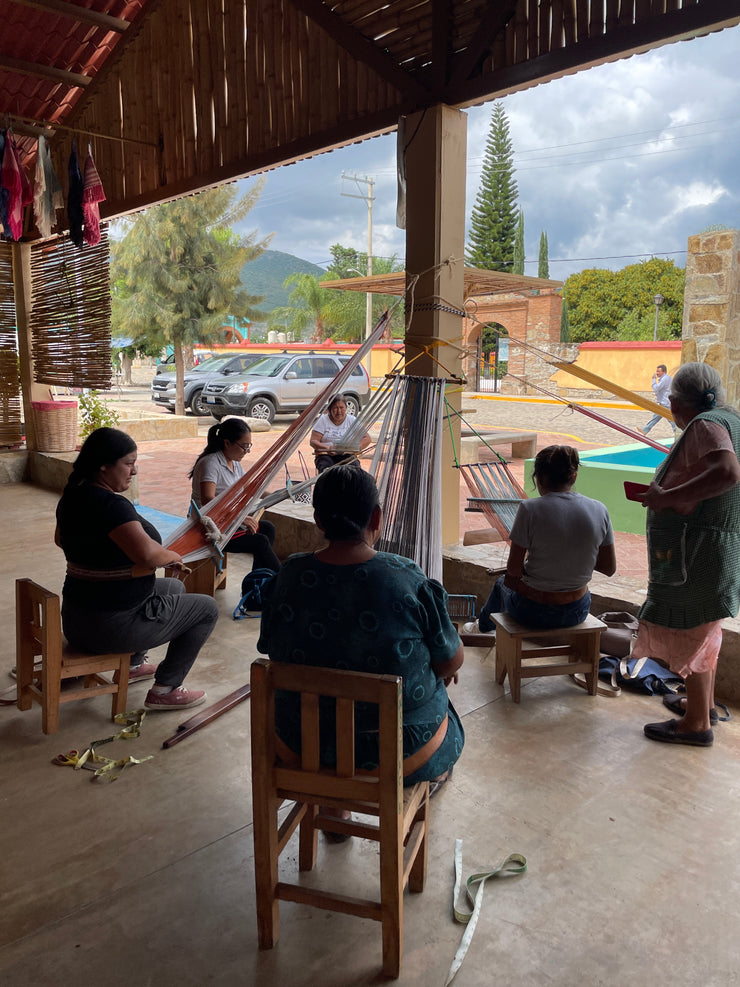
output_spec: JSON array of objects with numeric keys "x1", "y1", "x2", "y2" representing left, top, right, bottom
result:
[
  {"x1": 635, "y1": 362, "x2": 740, "y2": 746},
  {"x1": 257, "y1": 465, "x2": 464, "y2": 794}
]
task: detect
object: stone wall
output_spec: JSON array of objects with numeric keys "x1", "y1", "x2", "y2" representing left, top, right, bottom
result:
[{"x1": 681, "y1": 229, "x2": 740, "y2": 405}]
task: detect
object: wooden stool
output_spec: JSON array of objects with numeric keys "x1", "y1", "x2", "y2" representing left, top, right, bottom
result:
[
  {"x1": 493, "y1": 611, "x2": 606, "y2": 703},
  {"x1": 15, "y1": 578, "x2": 131, "y2": 735},
  {"x1": 166, "y1": 554, "x2": 227, "y2": 596}
]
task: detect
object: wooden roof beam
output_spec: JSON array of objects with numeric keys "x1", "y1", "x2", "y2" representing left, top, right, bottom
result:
[
  {"x1": 448, "y1": 1, "x2": 518, "y2": 90},
  {"x1": 9, "y1": 0, "x2": 129, "y2": 33},
  {"x1": 0, "y1": 54, "x2": 91, "y2": 88},
  {"x1": 447, "y1": 0, "x2": 740, "y2": 106},
  {"x1": 286, "y1": 0, "x2": 431, "y2": 103}
]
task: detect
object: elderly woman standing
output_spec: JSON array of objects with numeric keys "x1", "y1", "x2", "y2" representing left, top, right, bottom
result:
[{"x1": 637, "y1": 362, "x2": 740, "y2": 747}]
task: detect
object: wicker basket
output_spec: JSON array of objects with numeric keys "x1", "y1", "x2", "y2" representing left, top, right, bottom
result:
[{"x1": 32, "y1": 400, "x2": 78, "y2": 452}]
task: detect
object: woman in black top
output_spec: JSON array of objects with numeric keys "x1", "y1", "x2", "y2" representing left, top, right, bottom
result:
[{"x1": 55, "y1": 428, "x2": 217, "y2": 711}]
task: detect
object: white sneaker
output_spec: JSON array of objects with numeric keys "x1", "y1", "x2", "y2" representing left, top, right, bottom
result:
[{"x1": 461, "y1": 620, "x2": 495, "y2": 635}]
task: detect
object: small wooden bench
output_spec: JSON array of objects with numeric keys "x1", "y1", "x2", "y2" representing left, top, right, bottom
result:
[
  {"x1": 460, "y1": 431, "x2": 537, "y2": 464},
  {"x1": 166, "y1": 554, "x2": 227, "y2": 596},
  {"x1": 493, "y1": 611, "x2": 606, "y2": 703}
]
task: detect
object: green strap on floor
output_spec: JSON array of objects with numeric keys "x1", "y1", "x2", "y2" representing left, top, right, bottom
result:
[{"x1": 445, "y1": 838, "x2": 527, "y2": 986}]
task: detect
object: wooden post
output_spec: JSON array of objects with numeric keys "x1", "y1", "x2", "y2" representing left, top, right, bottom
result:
[
  {"x1": 13, "y1": 242, "x2": 50, "y2": 451},
  {"x1": 403, "y1": 105, "x2": 467, "y2": 545}
]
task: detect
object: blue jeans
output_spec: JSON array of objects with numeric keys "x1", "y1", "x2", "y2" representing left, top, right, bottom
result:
[
  {"x1": 643, "y1": 413, "x2": 675, "y2": 435},
  {"x1": 478, "y1": 575, "x2": 591, "y2": 631}
]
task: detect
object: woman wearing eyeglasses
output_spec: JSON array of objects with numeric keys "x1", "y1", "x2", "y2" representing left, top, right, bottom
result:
[{"x1": 188, "y1": 418, "x2": 280, "y2": 571}]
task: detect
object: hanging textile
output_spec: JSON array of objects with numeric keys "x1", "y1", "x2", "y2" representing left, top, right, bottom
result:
[
  {"x1": 68, "y1": 141, "x2": 84, "y2": 247},
  {"x1": 0, "y1": 132, "x2": 26, "y2": 240},
  {"x1": 82, "y1": 145, "x2": 106, "y2": 246},
  {"x1": 0, "y1": 131, "x2": 8, "y2": 238},
  {"x1": 33, "y1": 135, "x2": 64, "y2": 239}
]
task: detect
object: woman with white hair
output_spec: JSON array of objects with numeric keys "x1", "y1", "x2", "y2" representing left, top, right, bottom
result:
[{"x1": 636, "y1": 362, "x2": 740, "y2": 746}]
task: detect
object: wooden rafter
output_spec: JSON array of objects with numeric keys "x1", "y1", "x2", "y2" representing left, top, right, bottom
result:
[
  {"x1": 286, "y1": 0, "x2": 431, "y2": 102},
  {"x1": 0, "y1": 53, "x2": 91, "y2": 88},
  {"x1": 9, "y1": 0, "x2": 129, "y2": 32},
  {"x1": 448, "y1": 1, "x2": 518, "y2": 89}
]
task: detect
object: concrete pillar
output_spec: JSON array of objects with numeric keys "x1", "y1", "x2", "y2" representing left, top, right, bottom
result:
[
  {"x1": 403, "y1": 105, "x2": 467, "y2": 545},
  {"x1": 681, "y1": 229, "x2": 740, "y2": 406}
]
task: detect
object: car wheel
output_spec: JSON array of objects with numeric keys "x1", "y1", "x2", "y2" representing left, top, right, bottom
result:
[
  {"x1": 247, "y1": 396, "x2": 276, "y2": 423},
  {"x1": 344, "y1": 394, "x2": 360, "y2": 416},
  {"x1": 189, "y1": 389, "x2": 211, "y2": 417}
]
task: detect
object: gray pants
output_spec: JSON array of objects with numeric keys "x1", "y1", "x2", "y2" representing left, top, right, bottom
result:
[{"x1": 62, "y1": 578, "x2": 219, "y2": 689}]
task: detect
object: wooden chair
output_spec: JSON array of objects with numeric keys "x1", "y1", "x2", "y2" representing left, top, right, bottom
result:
[
  {"x1": 15, "y1": 578, "x2": 131, "y2": 735},
  {"x1": 250, "y1": 658, "x2": 430, "y2": 979},
  {"x1": 165, "y1": 553, "x2": 227, "y2": 596},
  {"x1": 493, "y1": 611, "x2": 606, "y2": 703}
]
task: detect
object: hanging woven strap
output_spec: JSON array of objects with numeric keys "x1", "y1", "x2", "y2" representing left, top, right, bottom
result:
[{"x1": 444, "y1": 838, "x2": 527, "y2": 986}]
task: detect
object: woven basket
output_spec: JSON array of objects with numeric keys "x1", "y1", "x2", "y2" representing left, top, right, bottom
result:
[{"x1": 32, "y1": 400, "x2": 78, "y2": 452}]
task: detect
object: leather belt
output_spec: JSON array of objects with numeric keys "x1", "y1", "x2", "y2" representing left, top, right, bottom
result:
[{"x1": 275, "y1": 713, "x2": 449, "y2": 779}]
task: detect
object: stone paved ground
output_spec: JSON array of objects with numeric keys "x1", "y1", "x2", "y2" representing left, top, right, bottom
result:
[{"x1": 106, "y1": 368, "x2": 662, "y2": 580}]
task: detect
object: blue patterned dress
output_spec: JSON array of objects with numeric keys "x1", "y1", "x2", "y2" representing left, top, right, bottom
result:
[{"x1": 257, "y1": 551, "x2": 465, "y2": 783}]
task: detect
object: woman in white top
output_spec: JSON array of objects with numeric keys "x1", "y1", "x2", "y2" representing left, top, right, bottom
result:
[
  {"x1": 310, "y1": 393, "x2": 370, "y2": 473},
  {"x1": 188, "y1": 418, "x2": 280, "y2": 572}
]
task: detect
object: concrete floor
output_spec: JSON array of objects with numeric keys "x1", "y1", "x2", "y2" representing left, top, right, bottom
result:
[{"x1": 2, "y1": 481, "x2": 740, "y2": 986}]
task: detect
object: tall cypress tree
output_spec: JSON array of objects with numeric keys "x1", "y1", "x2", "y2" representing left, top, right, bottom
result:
[
  {"x1": 466, "y1": 102, "x2": 519, "y2": 271},
  {"x1": 538, "y1": 231, "x2": 549, "y2": 278},
  {"x1": 512, "y1": 209, "x2": 525, "y2": 275}
]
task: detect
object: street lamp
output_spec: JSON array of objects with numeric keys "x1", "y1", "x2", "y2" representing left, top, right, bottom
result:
[{"x1": 653, "y1": 293, "x2": 664, "y2": 341}]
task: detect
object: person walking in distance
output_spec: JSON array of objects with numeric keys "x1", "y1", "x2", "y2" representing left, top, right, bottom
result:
[{"x1": 640, "y1": 364, "x2": 676, "y2": 436}]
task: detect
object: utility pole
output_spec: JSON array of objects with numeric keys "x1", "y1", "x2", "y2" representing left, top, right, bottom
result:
[{"x1": 341, "y1": 173, "x2": 374, "y2": 342}]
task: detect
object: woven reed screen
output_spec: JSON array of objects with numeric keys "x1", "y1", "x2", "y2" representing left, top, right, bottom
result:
[
  {"x1": 0, "y1": 242, "x2": 23, "y2": 446},
  {"x1": 29, "y1": 227, "x2": 113, "y2": 389}
]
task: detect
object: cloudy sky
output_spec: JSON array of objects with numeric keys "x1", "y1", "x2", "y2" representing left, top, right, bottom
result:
[{"x1": 241, "y1": 23, "x2": 740, "y2": 281}]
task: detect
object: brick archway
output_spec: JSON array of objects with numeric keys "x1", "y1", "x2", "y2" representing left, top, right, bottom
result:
[{"x1": 463, "y1": 288, "x2": 565, "y2": 393}]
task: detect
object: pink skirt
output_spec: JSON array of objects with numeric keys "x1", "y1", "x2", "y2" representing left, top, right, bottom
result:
[{"x1": 632, "y1": 619, "x2": 723, "y2": 679}]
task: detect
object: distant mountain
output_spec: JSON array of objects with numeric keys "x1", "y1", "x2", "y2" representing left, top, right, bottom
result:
[{"x1": 241, "y1": 249, "x2": 325, "y2": 315}]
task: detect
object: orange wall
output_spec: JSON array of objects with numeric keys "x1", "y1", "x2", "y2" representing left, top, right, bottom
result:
[{"x1": 551, "y1": 340, "x2": 683, "y2": 393}]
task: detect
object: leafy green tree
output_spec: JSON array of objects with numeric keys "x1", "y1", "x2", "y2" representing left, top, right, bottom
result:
[
  {"x1": 268, "y1": 273, "x2": 339, "y2": 342},
  {"x1": 563, "y1": 259, "x2": 685, "y2": 343},
  {"x1": 111, "y1": 181, "x2": 272, "y2": 414},
  {"x1": 323, "y1": 245, "x2": 405, "y2": 341},
  {"x1": 466, "y1": 102, "x2": 519, "y2": 271},
  {"x1": 538, "y1": 232, "x2": 549, "y2": 279},
  {"x1": 560, "y1": 296, "x2": 570, "y2": 342},
  {"x1": 512, "y1": 210, "x2": 524, "y2": 275}
]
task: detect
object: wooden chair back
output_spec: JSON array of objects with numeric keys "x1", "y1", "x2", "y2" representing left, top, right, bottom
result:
[
  {"x1": 15, "y1": 578, "x2": 130, "y2": 734},
  {"x1": 250, "y1": 657, "x2": 429, "y2": 979}
]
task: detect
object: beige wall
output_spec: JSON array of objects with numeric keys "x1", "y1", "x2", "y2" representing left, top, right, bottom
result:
[{"x1": 551, "y1": 341, "x2": 683, "y2": 396}]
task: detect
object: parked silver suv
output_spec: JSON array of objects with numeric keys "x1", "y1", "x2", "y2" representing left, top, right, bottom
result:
[
  {"x1": 151, "y1": 353, "x2": 264, "y2": 416},
  {"x1": 201, "y1": 352, "x2": 370, "y2": 422}
]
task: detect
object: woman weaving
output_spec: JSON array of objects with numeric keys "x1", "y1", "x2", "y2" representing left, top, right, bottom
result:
[
  {"x1": 310, "y1": 393, "x2": 371, "y2": 473},
  {"x1": 55, "y1": 428, "x2": 216, "y2": 710},
  {"x1": 257, "y1": 465, "x2": 464, "y2": 826},
  {"x1": 188, "y1": 417, "x2": 280, "y2": 573},
  {"x1": 464, "y1": 446, "x2": 616, "y2": 635}
]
